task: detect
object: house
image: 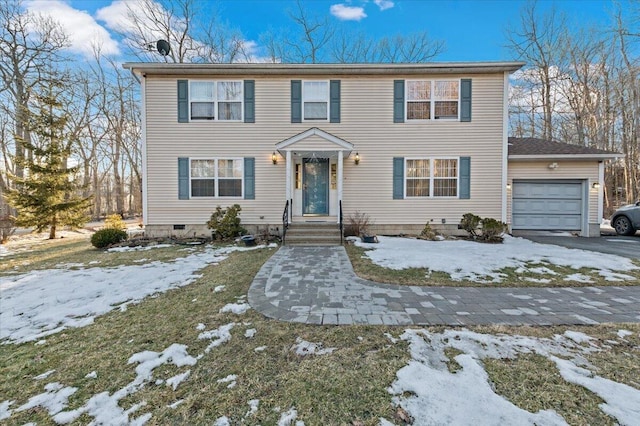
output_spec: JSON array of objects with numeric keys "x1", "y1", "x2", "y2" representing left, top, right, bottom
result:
[{"x1": 123, "y1": 62, "x2": 618, "y2": 239}]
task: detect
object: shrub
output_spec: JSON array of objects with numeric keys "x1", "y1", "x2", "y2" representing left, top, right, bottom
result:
[
  {"x1": 344, "y1": 211, "x2": 372, "y2": 237},
  {"x1": 419, "y1": 223, "x2": 438, "y2": 240},
  {"x1": 206, "y1": 204, "x2": 247, "y2": 240},
  {"x1": 104, "y1": 214, "x2": 126, "y2": 230},
  {"x1": 460, "y1": 213, "x2": 481, "y2": 238},
  {"x1": 481, "y1": 217, "x2": 508, "y2": 243},
  {"x1": 91, "y1": 228, "x2": 128, "y2": 248}
]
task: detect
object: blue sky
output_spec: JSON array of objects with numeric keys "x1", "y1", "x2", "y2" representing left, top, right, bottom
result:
[{"x1": 37, "y1": 0, "x2": 624, "y2": 62}]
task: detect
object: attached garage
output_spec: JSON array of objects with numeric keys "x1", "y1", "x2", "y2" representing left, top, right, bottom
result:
[
  {"x1": 511, "y1": 181, "x2": 584, "y2": 231},
  {"x1": 507, "y1": 138, "x2": 620, "y2": 237}
]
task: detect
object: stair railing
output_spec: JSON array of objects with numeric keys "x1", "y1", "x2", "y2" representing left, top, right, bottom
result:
[{"x1": 282, "y1": 200, "x2": 289, "y2": 245}]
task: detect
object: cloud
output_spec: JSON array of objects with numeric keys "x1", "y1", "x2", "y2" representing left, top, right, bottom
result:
[
  {"x1": 330, "y1": 4, "x2": 367, "y2": 21},
  {"x1": 24, "y1": 0, "x2": 119, "y2": 58},
  {"x1": 374, "y1": 0, "x2": 395, "y2": 11}
]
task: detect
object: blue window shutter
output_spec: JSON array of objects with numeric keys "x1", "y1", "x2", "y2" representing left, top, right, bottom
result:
[
  {"x1": 393, "y1": 157, "x2": 404, "y2": 199},
  {"x1": 459, "y1": 156, "x2": 471, "y2": 199},
  {"x1": 393, "y1": 80, "x2": 405, "y2": 123},
  {"x1": 177, "y1": 80, "x2": 189, "y2": 123},
  {"x1": 178, "y1": 157, "x2": 189, "y2": 199},
  {"x1": 291, "y1": 80, "x2": 302, "y2": 123},
  {"x1": 244, "y1": 157, "x2": 255, "y2": 200},
  {"x1": 244, "y1": 80, "x2": 255, "y2": 123},
  {"x1": 460, "y1": 79, "x2": 472, "y2": 122},
  {"x1": 330, "y1": 80, "x2": 341, "y2": 123}
]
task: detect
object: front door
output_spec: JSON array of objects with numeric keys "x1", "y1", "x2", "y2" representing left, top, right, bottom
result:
[{"x1": 303, "y1": 158, "x2": 329, "y2": 215}]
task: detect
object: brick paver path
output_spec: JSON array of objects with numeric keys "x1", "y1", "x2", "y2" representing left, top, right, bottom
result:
[{"x1": 248, "y1": 246, "x2": 640, "y2": 326}]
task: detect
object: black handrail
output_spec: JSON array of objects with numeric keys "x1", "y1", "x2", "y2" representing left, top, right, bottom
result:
[
  {"x1": 339, "y1": 200, "x2": 344, "y2": 245},
  {"x1": 282, "y1": 200, "x2": 289, "y2": 245}
]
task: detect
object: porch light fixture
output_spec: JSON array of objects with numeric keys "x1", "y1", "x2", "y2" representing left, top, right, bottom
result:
[
  {"x1": 354, "y1": 152, "x2": 360, "y2": 165},
  {"x1": 272, "y1": 152, "x2": 278, "y2": 165},
  {"x1": 506, "y1": 183, "x2": 512, "y2": 190},
  {"x1": 592, "y1": 182, "x2": 601, "y2": 189},
  {"x1": 548, "y1": 162, "x2": 559, "y2": 170}
]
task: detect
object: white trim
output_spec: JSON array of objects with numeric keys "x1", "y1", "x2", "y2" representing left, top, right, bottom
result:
[
  {"x1": 140, "y1": 72, "x2": 148, "y2": 226},
  {"x1": 337, "y1": 152, "x2": 343, "y2": 222},
  {"x1": 501, "y1": 72, "x2": 509, "y2": 223},
  {"x1": 597, "y1": 161, "x2": 604, "y2": 224},
  {"x1": 405, "y1": 79, "x2": 461, "y2": 122},
  {"x1": 275, "y1": 127, "x2": 354, "y2": 153},
  {"x1": 302, "y1": 80, "x2": 329, "y2": 122},
  {"x1": 285, "y1": 151, "x2": 292, "y2": 204},
  {"x1": 188, "y1": 157, "x2": 244, "y2": 199},
  {"x1": 404, "y1": 157, "x2": 460, "y2": 198},
  {"x1": 188, "y1": 80, "x2": 244, "y2": 122}
]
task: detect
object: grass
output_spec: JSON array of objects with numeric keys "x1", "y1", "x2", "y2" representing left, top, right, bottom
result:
[
  {"x1": 1, "y1": 237, "x2": 639, "y2": 425},
  {"x1": 346, "y1": 244, "x2": 640, "y2": 287}
]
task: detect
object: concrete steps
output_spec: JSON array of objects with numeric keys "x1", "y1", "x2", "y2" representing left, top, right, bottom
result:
[{"x1": 284, "y1": 222, "x2": 343, "y2": 246}]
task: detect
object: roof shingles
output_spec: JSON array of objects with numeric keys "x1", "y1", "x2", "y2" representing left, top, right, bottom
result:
[{"x1": 508, "y1": 137, "x2": 619, "y2": 157}]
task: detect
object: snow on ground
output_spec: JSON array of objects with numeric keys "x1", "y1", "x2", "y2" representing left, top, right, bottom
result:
[
  {"x1": 0, "y1": 244, "x2": 273, "y2": 344},
  {"x1": 107, "y1": 244, "x2": 173, "y2": 252},
  {"x1": 0, "y1": 245, "x2": 9, "y2": 257},
  {"x1": 220, "y1": 302, "x2": 251, "y2": 315},
  {"x1": 355, "y1": 236, "x2": 639, "y2": 283},
  {"x1": 385, "y1": 328, "x2": 640, "y2": 426}
]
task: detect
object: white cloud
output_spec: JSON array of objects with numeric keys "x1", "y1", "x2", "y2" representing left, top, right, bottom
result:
[
  {"x1": 374, "y1": 0, "x2": 395, "y2": 11},
  {"x1": 330, "y1": 4, "x2": 367, "y2": 21},
  {"x1": 25, "y1": 0, "x2": 119, "y2": 58}
]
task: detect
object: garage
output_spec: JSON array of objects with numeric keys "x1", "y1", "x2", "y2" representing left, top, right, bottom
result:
[{"x1": 512, "y1": 180, "x2": 584, "y2": 231}]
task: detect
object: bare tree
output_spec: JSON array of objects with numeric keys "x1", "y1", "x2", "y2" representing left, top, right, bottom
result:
[
  {"x1": 331, "y1": 31, "x2": 445, "y2": 63},
  {"x1": 507, "y1": 0, "x2": 567, "y2": 141},
  {"x1": 0, "y1": 0, "x2": 68, "y2": 185}
]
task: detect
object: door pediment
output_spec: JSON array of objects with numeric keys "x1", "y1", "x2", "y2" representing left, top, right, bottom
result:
[{"x1": 276, "y1": 127, "x2": 353, "y2": 157}]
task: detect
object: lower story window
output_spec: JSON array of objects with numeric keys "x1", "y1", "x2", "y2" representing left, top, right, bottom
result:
[
  {"x1": 190, "y1": 158, "x2": 243, "y2": 198},
  {"x1": 405, "y1": 158, "x2": 458, "y2": 198}
]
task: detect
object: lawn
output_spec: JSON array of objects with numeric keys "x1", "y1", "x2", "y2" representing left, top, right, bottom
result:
[{"x1": 1, "y1": 235, "x2": 639, "y2": 425}]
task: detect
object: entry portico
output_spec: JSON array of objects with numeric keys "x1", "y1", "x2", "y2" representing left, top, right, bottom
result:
[{"x1": 275, "y1": 127, "x2": 354, "y2": 223}]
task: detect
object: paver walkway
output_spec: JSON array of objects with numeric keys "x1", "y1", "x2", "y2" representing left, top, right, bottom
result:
[{"x1": 248, "y1": 246, "x2": 640, "y2": 326}]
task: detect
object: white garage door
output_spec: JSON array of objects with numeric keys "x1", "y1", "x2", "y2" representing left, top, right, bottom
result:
[{"x1": 512, "y1": 181, "x2": 583, "y2": 230}]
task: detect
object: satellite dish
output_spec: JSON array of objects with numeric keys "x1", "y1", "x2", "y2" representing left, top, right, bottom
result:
[{"x1": 156, "y1": 39, "x2": 171, "y2": 56}]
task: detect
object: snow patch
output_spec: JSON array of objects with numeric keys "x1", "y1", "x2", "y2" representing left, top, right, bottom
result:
[
  {"x1": 166, "y1": 370, "x2": 191, "y2": 391},
  {"x1": 245, "y1": 328, "x2": 257, "y2": 338},
  {"x1": 198, "y1": 323, "x2": 235, "y2": 353},
  {"x1": 220, "y1": 303, "x2": 250, "y2": 315}
]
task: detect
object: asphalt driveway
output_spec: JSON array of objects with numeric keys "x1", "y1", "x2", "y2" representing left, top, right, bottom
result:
[{"x1": 523, "y1": 234, "x2": 640, "y2": 260}]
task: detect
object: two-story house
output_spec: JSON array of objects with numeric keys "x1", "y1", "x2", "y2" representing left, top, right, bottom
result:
[{"x1": 123, "y1": 62, "x2": 616, "y2": 239}]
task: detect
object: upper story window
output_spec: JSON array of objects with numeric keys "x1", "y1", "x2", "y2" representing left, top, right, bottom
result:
[
  {"x1": 190, "y1": 158, "x2": 243, "y2": 198},
  {"x1": 189, "y1": 81, "x2": 243, "y2": 121},
  {"x1": 405, "y1": 158, "x2": 458, "y2": 197},
  {"x1": 406, "y1": 80, "x2": 460, "y2": 121},
  {"x1": 303, "y1": 81, "x2": 329, "y2": 121}
]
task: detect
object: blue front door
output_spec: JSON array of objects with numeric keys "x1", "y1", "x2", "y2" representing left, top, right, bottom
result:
[{"x1": 303, "y1": 158, "x2": 329, "y2": 215}]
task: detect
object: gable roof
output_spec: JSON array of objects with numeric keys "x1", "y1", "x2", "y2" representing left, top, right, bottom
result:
[
  {"x1": 508, "y1": 137, "x2": 621, "y2": 160},
  {"x1": 275, "y1": 127, "x2": 354, "y2": 157}
]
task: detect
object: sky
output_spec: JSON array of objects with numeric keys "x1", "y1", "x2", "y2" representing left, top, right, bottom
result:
[{"x1": 22, "y1": 0, "x2": 625, "y2": 63}]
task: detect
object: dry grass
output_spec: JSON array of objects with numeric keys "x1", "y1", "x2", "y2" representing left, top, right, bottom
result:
[
  {"x1": 1, "y1": 239, "x2": 639, "y2": 425},
  {"x1": 346, "y1": 244, "x2": 640, "y2": 287}
]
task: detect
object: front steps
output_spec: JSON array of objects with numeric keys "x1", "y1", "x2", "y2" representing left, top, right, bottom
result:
[{"x1": 284, "y1": 222, "x2": 343, "y2": 246}]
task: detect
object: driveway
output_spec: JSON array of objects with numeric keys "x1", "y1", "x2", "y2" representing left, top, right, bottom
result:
[{"x1": 523, "y1": 234, "x2": 640, "y2": 260}]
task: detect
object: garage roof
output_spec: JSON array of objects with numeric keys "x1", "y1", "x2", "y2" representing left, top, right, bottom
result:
[{"x1": 508, "y1": 137, "x2": 621, "y2": 160}]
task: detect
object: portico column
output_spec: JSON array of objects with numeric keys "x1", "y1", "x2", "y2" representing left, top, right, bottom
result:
[
  {"x1": 337, "y1": 151, "x2": 343, "y2": 223},
  {"x1": 285, "y1": 150, "x2": 292, "y2": 210}
]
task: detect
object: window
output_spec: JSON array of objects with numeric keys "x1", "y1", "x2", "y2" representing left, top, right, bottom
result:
[
  {"x1": 303, "y1": 81, "x2": 328, "y2": 120},
  {"x1": 190, "y1": 159, "x2": 243, "y2": 198},
  {"x1": 295, "y1": 164, "x2": 302, "y2": 189},
  {"x1": 189, "y1": 81, "x2": 243, "y2": 121},
  {"x1": 405, "y1": 158, "x2": 458, "y2": 197},
  {"x1": 330, "y1": 164, "x2": 337, "y2": 190},
  {"x1": 406, "y1": 80, "x2": 459, "y2": 121}
]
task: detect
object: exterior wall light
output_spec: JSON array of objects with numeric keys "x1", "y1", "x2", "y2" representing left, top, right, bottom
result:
[
  {"x1": 506, "y1": 183, "x2": 512, "y2": 190},
  {"x1": 548, "y1": 162, "x2": 559, "y2": 170},
  {"x1": 592, "y1": 182, "x2": 600, "y2": 189},
  {"x1": 354, "y1": 152, "x2": 360, "y2": 165},
  {"x1": 272, "y1": 152, "x2": 278, "y2": 165}
]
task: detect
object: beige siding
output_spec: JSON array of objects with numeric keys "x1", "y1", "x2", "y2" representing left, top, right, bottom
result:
[
  {"x1": 507, "y1": 161, "x2": 600, "y2": 226},
  {"x1": 144, "y1": 73, "x2": 507, "y2": 228}
]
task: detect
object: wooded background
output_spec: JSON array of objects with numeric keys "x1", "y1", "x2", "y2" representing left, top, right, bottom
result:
[{"x1": 1, "y1": 0, "x2": 638, "y2": 224}]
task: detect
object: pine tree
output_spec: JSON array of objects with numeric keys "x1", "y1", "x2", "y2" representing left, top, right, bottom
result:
[{"x1": 5, "y1": 85, "x2": 91, "y2": 239}]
